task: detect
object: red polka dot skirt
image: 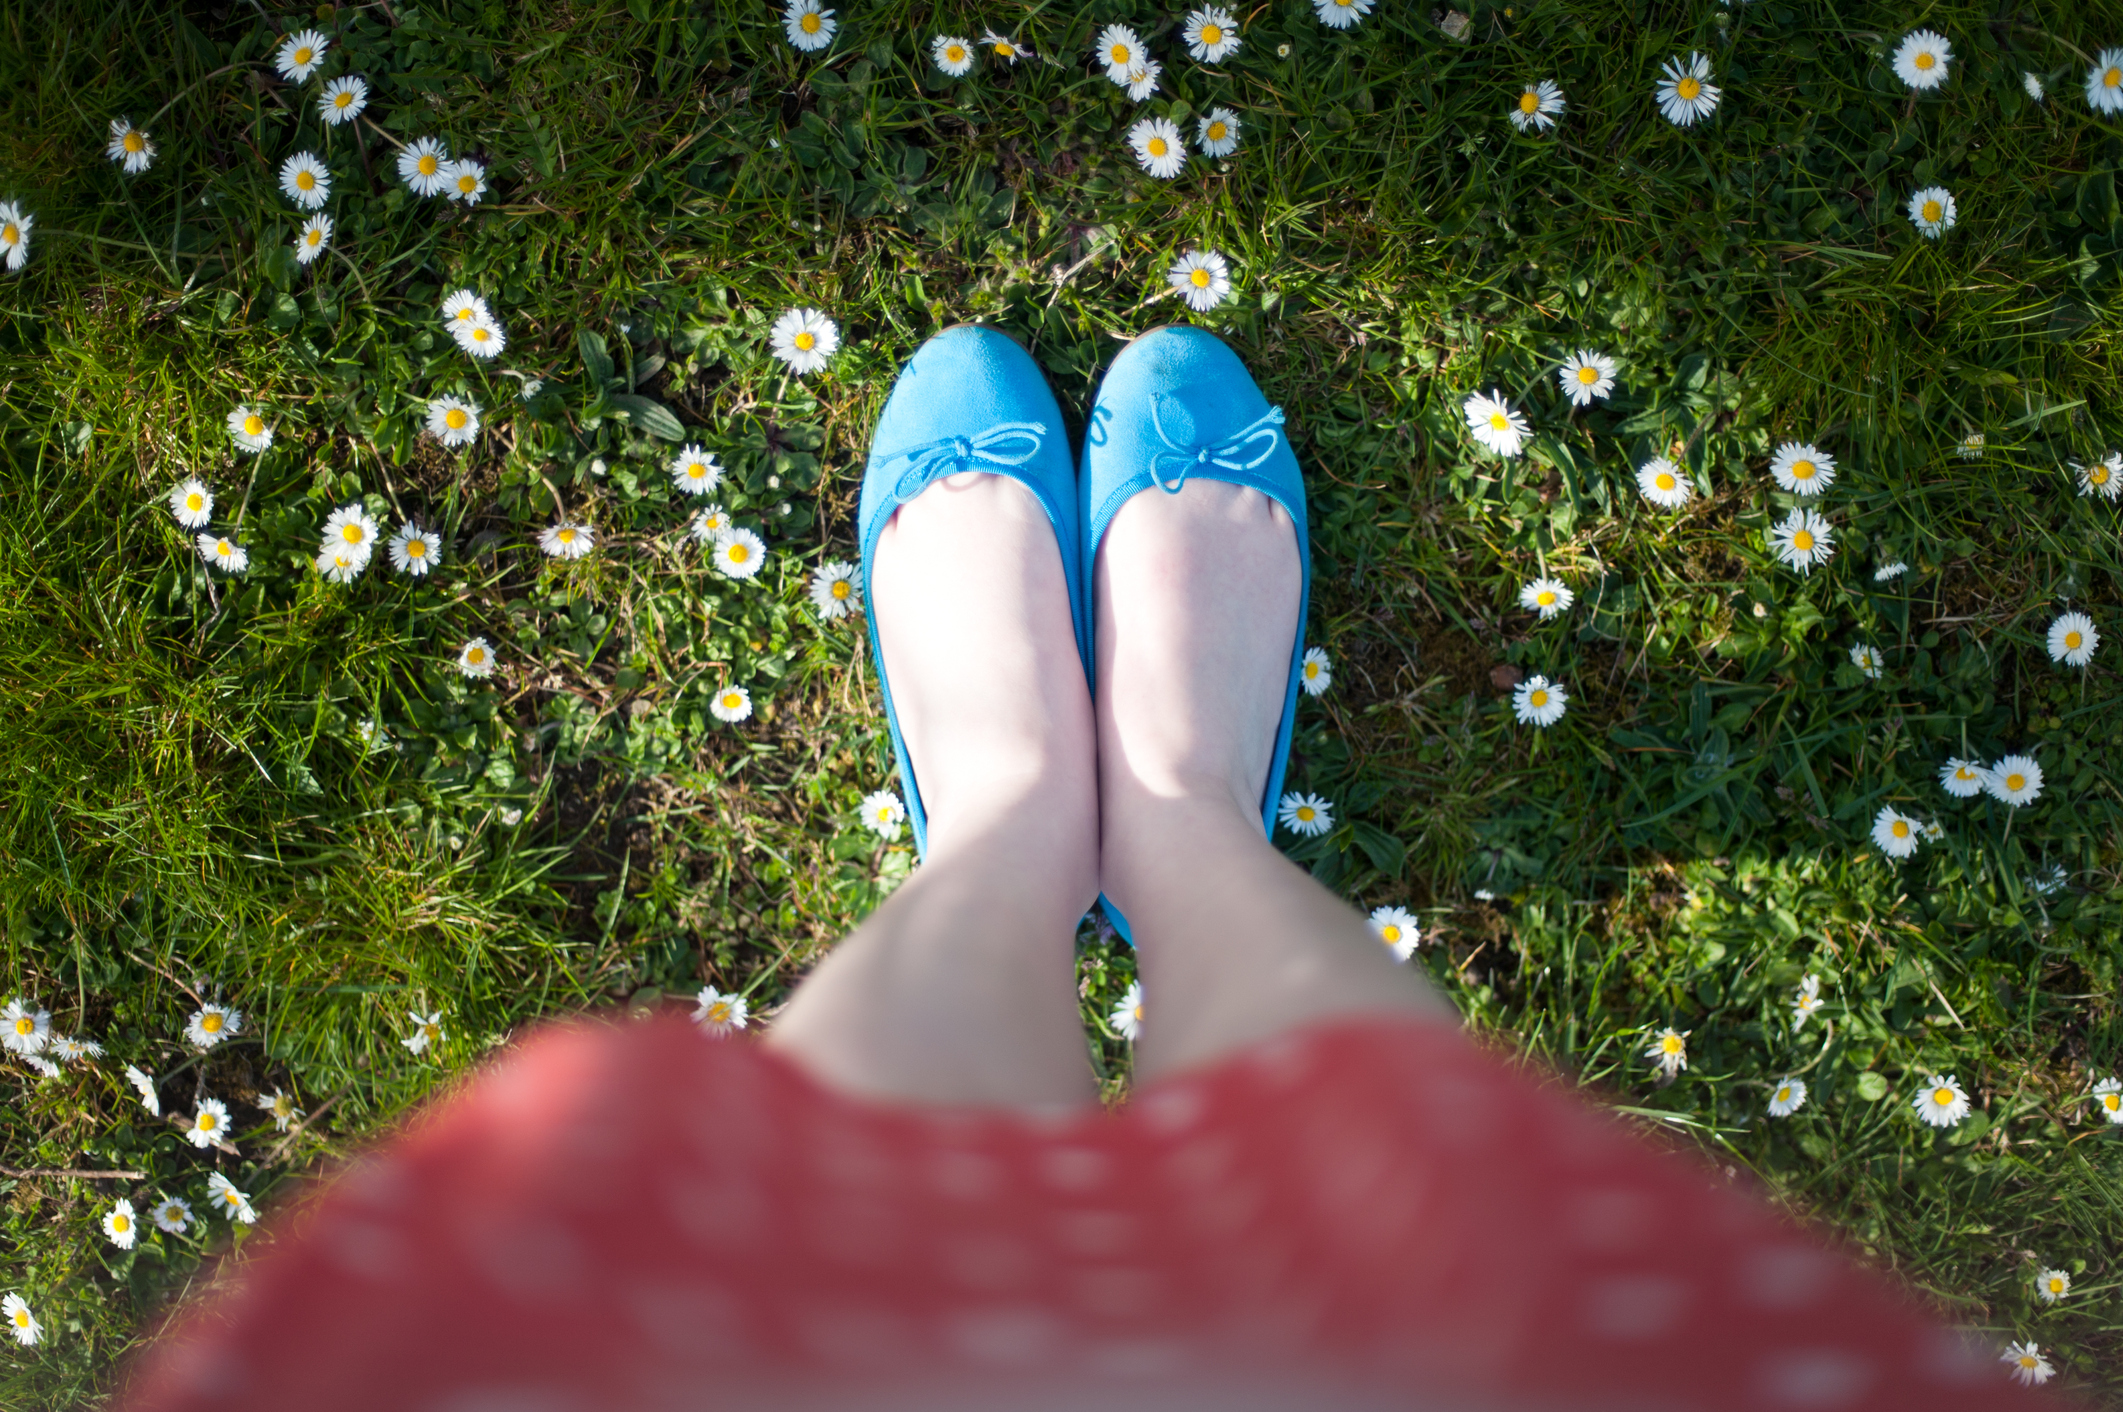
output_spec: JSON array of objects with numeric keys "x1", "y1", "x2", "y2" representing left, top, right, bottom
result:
[{"x1": 116, "y1": 1015, "x2": 2060, "y2": 1411}]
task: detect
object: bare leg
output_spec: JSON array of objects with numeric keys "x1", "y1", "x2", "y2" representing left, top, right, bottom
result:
[
  {"x1": 1096, "y1": 480, "x2": 1451, "y2": 1084},
  {"x1": 768, "y1": 473, "x2": 1100, "y2": 1108}
]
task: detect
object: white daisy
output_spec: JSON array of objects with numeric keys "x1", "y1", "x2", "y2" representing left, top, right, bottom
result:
[
  {"x1": 1110, "y1": 981, "x2": 1144, "y2": 1040},
  {"x1": 455, "y1": 313, "x2": 505, "y2": 358},
  {"x1": 196, "y1": 533, "x2": 248, "y2": 574},
  {"x1": 1645, "y1": 1027, "x2": 1688, "y2": 1079},
  {"x1": 1299, "y1": 646, "x2": 1332, "y2": 696},
  {"x1": 456, "y1": 637, "x2": 496, "y2": 678},
  {"x1": 3, "y1": 1293, "x2": 38, "y2": 1347},
  {"x1": 22, "y1": 1054, "x2": 60, "y2": 1079},
  {"x1": 1958, "y1": 431, "x2": 1987, "y2": 461},
  {"x1": 1197, "y1": 107, "x2": 1241, "y2": 158},
  {"x1": 1875, "y1": 561, "x2": 1909, "y2": 581},
  {"x1": 167, "y1": 478, "x2": 214, "y2": 528},
  {"x1": 426, "y1": 395, "x2": 481, "y2": 448},
  {"x1": 932, "y1": 35, "x2": 974, "y2": 76},
  {"x1": 1891, "y1": 29, "x2": 1952, "y2": 90},
  {"x1": 1184, "y1": 7, "x2": 1241, "y2": 62},
  {"x1": 1634, "y1": 456, "x2": 1692, "y2": 508},
  {"x1": 1849, "y1": 642, "x2": 1883, "y2": 678},
  {"x1": 1313, "y1": 0, "x2": 1374, "y2": 28},
  {"x1": 1512, "y1": 674, "x2": 1569, "y2": 727},
  {"x1": 1655, "y1": 52, "x2": 1720, "y2": 125},
  {"x1": 784, "y1": 0, "x2": 836, "y2": 52},
  {"x1": 667, "y1": 444, "x2": 722, "y2": 496},
  {"x1": 1519, "y1": 578, "x2": 1573, "y2": 620},
  {"x1": 690, "y1": 503, "x2": 733, "y2": 542},
  {"x1": 1870, "y1": 805, "x2": 1922, "y2": 860},
  {"x1": 184, "y1": 1002, "x2": 242, "y2": 1049},
  {"x1": 2023, "y1": 72, "x2": 2045, "y2": 103},
  {"x1": 1912, "y1": 1073, "x2": 1971, "y2": 1127},
  {"x1": 258, "y1": 1087, "x2": 303, "y2": 1133},
  {"x1": 294, "y1": 212, "x2": 332, "y2": 265},
  {"x1": 1167, "y1": 248, "x2": 1231, "y2": 312},
  {"x1": 809, "y1": 560, "x2": 861, "y2": 619},
  {"x1": 714, "y1": 528, "x2": 768, "y2": 579},
  {"x1": 708, "y1": 684, "x2": 753, "y2": 723},
  {"x1": 319, "y1": 75, "x2": 368, "y2": 125},
  {"x1": 397, "y1": 136, "x2": 451, "y2": 196},
  {"x1": 2074, "y1": 453, "x2": 2123, "y2": 498},
  {"x1": 106, "y1": 118, "x2": 155, "y2": 174},
  {"x1": 1770, "y1": 441, "x2": 1835, "y2": 495},
  {"x1": 102, "y1": 1199, "x2": 140, "y2": 1250},
  {"x1": 278, "y1": 151, "x2": 331, "y2": 209},
  {"x1": 538, "y1": 522, "x2": 594, "y2": 560},
  {"x1": 1557, "y1": 350, "x2": 1615, "y2": 406},
  {"x1": 316, "y1": 544, "x2": 363, "y2": 584},
  {"x1": 2034, "y1": 1268, "x2": 2070, "y2": 1304},
  {"x1": 982, "y1": 31, "x2": 1027, "y2": 62},
  {"x1": 2047, "y1": 611, "x2": 2098, "y2": 667},
  {"x1": 1792, "y1": 975, "x2": 1826, "y2": 1031},
  {"x1": 149, "y1": 1195, "x2": 192, "y2": 1234},
  {"x1": 2029, "y1": 860, "x2": 2066, "y2": 895},
  {"x1": 438, "y1": 159, "x2": 485, "y2": 206},
  {"x1": 227, "y1": 405, "x2": 273, "y2": 454},
  {"x1": 1986, "y1": 754, "x2": 2042, "y2": 807},
  {"x1": 2093, "y1": 1076, "x2": 2123, "y2": 1124},
  {"x1": 1368, "y1": 905, "x2": 1421, "y2": 960},
  {"x1": 2090, "y1": 48, "x2": 2123, "y2": 114},
  {"x1": 46, "y1": 1034, "x2": 102, "y2": 1063},
  {"x1": 206, "y1": 1171, "x2": 257, "y2": 1224},
  {"x1": 769, "y1": 307, "x2": 838, "y2": 374},
  {"x1": 1123, "y1": 60, "x2": 1163, "y2": 101},
  {"x1": 0, "y1": 201, "x2": 30, "y2": 272},
  {"x1": 1766, "y1": 1077, "x2": 1808, "y2": 1117},
  {"x1": 186, "y1": 1097, "x2": 229, "y2": 1148},
  {"x1": 860, "y1": 789, "x2": 906, "y2": 839},
  {"x1": 1096, "y1": 24, "x2": 1144, "y2": 76},
  {"x1": 402, "y1": 1009, "x2": 445, "y2": 1055},
  {"x1": 440, "y1": 288, "x2": 489, "y2": 329},
  {"x1": 1908, "y1": 185, "x2": 1958, "y2": 239},
  {"x1": 276, "y1": 28, "x2": 329, "y2": 81},
  {"x1": 1278, "y1": 791, "x2": 1335, "y2": 836},
  {"x1": 1939, "y1": 758, "x2": 1987, "y2": 798},
  {"x1": 1509, "y1": 79, "x2": 1565, "y2": 133},
  {"x1": 1770, "y1": 508, "x2": 1834, "y2": 574},
  {"x1": 320, "y1": 504, "x2": 379, "y2": 564},
  {"x1": 125, "y1": 1064, "x2": 159, "y2": 1116},
  {"x1": 1462, "y1": 389, "x2": 1529, "y2": 456},
  {"x1": 1128, "y1": 117, "x2": 1187, "y2": 178},
  {"x1": 2001, "y1": 1341, "x2": 2053, "y2": 1387},
  {"x1": 1, "y1": 998, "x2": 49, "y2": 1054},
  {"x1": 387, "y1": 522, "x2": 440, "y2": 576},
  {"x1": 691, "y1": 987, "x2": 749, "y2": 1035}
]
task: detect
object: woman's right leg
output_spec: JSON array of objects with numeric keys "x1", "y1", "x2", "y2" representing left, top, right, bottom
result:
[{"x1": 1094, "y1": 477, "x2": 1452, "y2": 1084}]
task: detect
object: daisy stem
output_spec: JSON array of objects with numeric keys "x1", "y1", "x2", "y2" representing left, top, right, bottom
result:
[{"x1": 141, "y1": 64, "x2": 245, "y2": 129}]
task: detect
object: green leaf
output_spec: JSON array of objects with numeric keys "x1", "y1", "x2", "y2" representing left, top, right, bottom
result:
[
  {"x1": 606, "y1": 393, "x2": 685, "y2": 441},
  {"x1": 1350, "y1": 821, "x2": 1406, "y2": 877},
  {"x1": 1854, "y1": 1071, "x2": 1891, "y2": 1102},
  {"x1": 578, "y1": 330, "x2": 615, "y2": 388}
]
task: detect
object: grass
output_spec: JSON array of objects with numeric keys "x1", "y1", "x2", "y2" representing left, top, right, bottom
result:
[{"x1": 2, "y1": 0, "x2": 2121, "y2": 1400}]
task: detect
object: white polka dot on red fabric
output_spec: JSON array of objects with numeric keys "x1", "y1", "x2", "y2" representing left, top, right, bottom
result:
[
  {"x1": 926, "y1": 1148, "x2": 1005, "y2": 1202},
  {"x1": 424, "y1": 1387, "x2": 590, "y2": 1412},
  {"x1": 161, "y1": 1337, "x2": 251, "y2": 1398},
  {"x1": 460, "y1": 1214, "x2": 587, "y2": 1301},
  {"x1": 792, "y1": 1303, "x2": 922, "y2": 1368},
  {"x1": 621, "y1": 1277, "x2": 749, "y2": 1358},
  {"x1": 804, "y1": 1193, "x2": 907, "y2": 1266},
  {"x1": 1562, "y1": 1187, "x2": 1660, "y2": 1251},
  {"x1": 943, "y1": 1304, "x2": 1067, "y2": 1367},
  {"x1": 1081, "y1": 1337, "x2": 1195, "y2": 1377},
  {"x1": 1752, "y1": 1348, "x2": 1876, "y2": 1407},
  {"x1": 1583, "y1": 1274, "x2": 1689, "y2": 1340},
  {"x1": 1052, "y1": 1208, "x2": 1137, "y2": 1257},
  {"x1": 659, "y1": 1172, "x2": 768, "y2": 1250},
  {"x1": 1160, "y1": 1135, "x2": 1238, "y2": 1190},
  {"x1": 939, "y1": 1229, "x2": 1037, "y2": 1291},
  {"x1": 1068, "y1": 1264, "x2": 1162, "y2": 1319},
  {"x1": 1246, "y1": 1033, "x2": 1320, "y2": 1089},
  {"x1": 1134, "y1": 1083, "x2": 1208, "y2": 1135},
  {"x1": 1737, "y1": 1244, "x2": 1838, "y2": 1309},
  {"x1": 1038, "y1": 1145, "x2": 1111, "y2": 1192},
  {"x1": 319, "y1": 1216, "x2": 415, "y2": 1282}
]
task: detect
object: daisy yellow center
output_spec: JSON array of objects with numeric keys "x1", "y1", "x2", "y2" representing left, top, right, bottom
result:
[
  {"x1": 2095, "y1": 467, "x2": 2111, "y2": 485},
  {"x1": 800, "y1": 11, "x2": 821, "y2": 32},
  {"x1": 1792, "y1": 459, "x2": 1815, "y2": 479},
  {"x1": 2006, "y1": 773, "x2": 2025, "y2": 791},
  {"x1": 1891, "y1": 820, "x2": 1909, "y2": 838},
  {"x1": 186, "y1": 492, "x2": 205, "y2": 511},
  {"x1": 202, "y1": 1013, "x2": 223, "y2": 1033},
  {"x1": 468, "y1": 647, "x2": 486, "y2": 664},
  {"x1": 1933, "y1": 1087, "x2": 1954, "y2": 1105},
  {"x1": 2107, "y1": 67, "x2": 2122, "y2": 89},
  {"x1": 307, "y1": 229, "x2": 322, "y2": 245},
  {"x1": 1577, "y1": 366, "x2": 1599, "y2": 384},
  {"x1": 224, "y1": 1191, "x2": 240, "y2": 1206},
  {"x1": 198, "y1": 1112, "x2": 216, "y2": 1130},
  {"x1": 1304, "y1": 662, "x2": 1319, "y2": 678},
  {"x1": 295, "y1": 45, "x2": 313, "y2": 64},
  {"x1": 408, "y1": 539, "x2": 427, "y2": 557},
  {"x1": 793, "y1": 330, "x2": 816, "y2": 351},
  {"x1": 1792, "y1": 530, "x2": 1815, "y2": 552},
  {"x1": 455, "y1": 308, "x2": 476, "y2": 322},
  {"x1": 727, "y1": 543, "x2": 750, "y2": 562},
  {"x1": 1334, "y1": 0, "x2": 1353, "y2": 8},
  {"x1": 424, "y1": 1024, "x2": 440, "y2": 1040},
  {"x1": 2105, "y1": 1094, "x2": 2120, "y2": 1110},
  {"x1": 994, "y1": 42, "x2": 1014, "y2": 55},
  {"x1": 114, "y1": 1214, "x2": 130, "y2": 1230},
  {"x1": 947, "y1": 44, "x2": 965, "y2": 61},
  {"x1": 558, "y1": 528, "x2": 576, "y2": 543},
  {"x1": 1147, "y1": 137, "x2": 1168, "y2": 157},
  {"x1": 708, "y1": 1001, "x2": 732, "y2": 1023},
  {"x1": 2066, "y1": 631, "x2": 2082, "y2": 649},
  {"x1": 1489, "y1": 412, "x2": 1509, "y2": 430},
  {"x1": 445, "y1": 408, "x2": 468, "y2": 429},
  {"x1": 1655, "y1": 472, "x2": 1676, "y2": 491},
  {"x1": 1380, "y1": 925, "x2": 1401, "y2": 943},
  {"x1": 419, "y1": 154, "x2": 439, "y2": 175},
  {"x1": 11, "y1": 1311, "x2": 26, "y2": 1327},
  {"x1": 1921, "y1": 200, "x2": 1942, "y2": 223},
  {"x1": 124, "y1": 132, "x2": 145, "y2": 152},
  {"x1": 1529, "y1": 689, "x2": 1549, "y2": 707},
  {"x1": 688, "y1": 463, "x2": 706, "y2": 478},
  {"x1": 1662, "y1": 1035, "x2": 1682, "y2": 1053},
  {"x1": 12, "y1": 1018, "x2": 30, "y2": 1036},
  {"x1": 1537, "y1": 590, "x2": 1556, "y2": 606},
  {"x1": 831, "y1": 580, "x2": 850, "y2": 598},
  {"x1": 876, "y1": 806, "x2": 892, "y2": 819},
  {"x1": 1914, "y1": 51, "x2": 1934, "y2": 70},
  {"x1": 1190, "y1": 268, "x2": 1212, "y2": 288},
  {"x1": 274, "y1": 1096, "x2": 292, "y2": 1114},
  {"x1": 1208, "y1": 121, "x2": 1229, "y2": 141},
  {"x1": 2019, "y1": 1356, "x2": 2038, "y2": 1369},
  {"x1": 1296, "y1": 806, "x2": 1315, "y2": 821},
  {"x1": 725, "y1": 693, "x2": 744, "y2": 709},
  {"x1": 297, "y1": 170, "x2": 315, "y2": 190},
  {"x1": 473, "y1": 327, "x2": 490, "y2": 341},
  {"x1": 1110, "y1": 44, "x2": 1130, "y2": 63},
  {"x1": 217, "y1": 542, "x2": 232, "y2": 556},
  {"x1": 335, "y1": 91, "x2": 353, "y2": 108},
  {"x1": 244, "y1": 414, "x2": 265, "y2": 436},
  {"x1": 1201, "y1": 23, "x2": 1223, "y2": 43},
  {"x1": 1776, "y1": 1086, "x2": 1791, "y2": 1101},
  {"x1": 2048, "y1": 1278, "x2": 2063, "y2": 1292},
  {"x1": 1957, "y1": 767, "x2": 1976, "y2": 780},
  {"x1": 1132, "y1": 1004, "x2": 1143, "y2": 1020},
  {"x1": 459, "y1": 174, "x2": 477, "y2": 191},
  {"x1": 1520, "y1": 91, "x2": 1540, "y2": 114},
  {"x1": 2, "y1": 224, "x2": 15, "y2": 244},
  {"x1": 1677, "y1": 76, "x2": 1701, "y2": 100}
]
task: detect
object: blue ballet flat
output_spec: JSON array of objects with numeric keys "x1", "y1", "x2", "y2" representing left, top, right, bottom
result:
[
  {"x1": 1080, "y1": 326, "x2": 1310, "y2": 943},
  {"x1": 858, "y1": 325, "x2": 1087, "y2": 858}
]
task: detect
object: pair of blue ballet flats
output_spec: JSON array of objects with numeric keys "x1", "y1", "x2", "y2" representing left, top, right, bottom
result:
[{"x1": 855, "y1": 325, "x2": 1310, "y2": 943}]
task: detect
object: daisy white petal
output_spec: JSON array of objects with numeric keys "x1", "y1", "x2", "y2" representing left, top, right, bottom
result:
[
  {"x1": 931, "y1": 35, "x2": 974, "y2": 76},
  {"x1": 206, "y1": 1171, "x2": 257, "y2": 1223},
  {"x1": 784, "y1": 0, "x2": 836, "y2": 52},
  {"x1": 2022, "y1": 72, "x2": 2045, "y2": 103},
  {"x1": 1938, "y1": 758, "x2": 1987, "y2": 798},
  {"x1": 278, "y1": 151, "x2": 331, "y2": 210},
  {"x1": 1, "y1": 998, "x2": 49, "y2": 1055},
  {"x1": 1512, "y1": 674, "x2": 1568, "y2": 727},
  {"x1": 275, "y1": 28, "x2": 329, "y2": 82},
  {"x1": 2047, "y1": 611, "x2": 2098, "y2": 667},
  {"x1": 1769, "y1": 508, "x2": 1834, "y2": 574},
  {"x1": 150, "y1": 1196, "x2": 192, "y2": 1233},
  {"x1": 0, "y1": 201, "x2": 31, "y2": 272},
  {"x1": 1769, "y1": 441, "x2": 1835, "y2": 494},
  {"x1": 1985, "y1": 754, "x2": 2042, "y2": 807},
  {"x1": 1645, "y1": 1026, "x2": 1688, "y2": 1079},
  {"x1": 1277, "y1": 791, "x2": 1335, "y2": 836},
  {"x1": 689, "y1": 503, "x2": 733, "y2": 543},
  {"x1": 1912, "y1": 1073, "x2": 1970, "y2": 1127},
  {"x1": 1127, "y1": 117, "x2": 1187, "y2": 179},
  {"x1": 426, "y1": 395, "x2": 482, "y2": 448},
  {"x1": 1791, "y1": 974, "x2": 1826, "y2": 1032},
  {"x1": 691, "y1": 987, "x2": 749, "y2": 1035},
  {"x1": 708, "y1": 684, "x2": 753, "y2": 723},
  {"x1": 1123, "y1": 60, "x2": 1162, "y2": 102},
  {"x1": 1197, "y1": 107, "x2": 1242, "y2": 158},
  {"x1": 1519, "y1": 578, "x2": 1573, "y2": 620},
  {"x1": 669, "y1": 444, "x2": 723, "y2": 495},
  {"x1": 1508, "y1": 79, "x2": 1565, "y2": 133},
  {"x1": 168, "y1": 478, "x2": 214, "y2": 527},
  {"x1": 441, "y1": 289, "x2": 490, "y2": 328},
  {"x1": 227, "y1": 405, "x2": 273, "y2": 453},
  {"x1": 1313, "y1": 0, "x2": 1374, "y2": 28},
  {"x1": 124, "y1": 1064, "x2": 160, "y2": 1115},
  {"x1": 1766, "y1": 1076, "x2": 1807, "y2": 1117},
  {"x1": 1635, "y1": 456, "x2": 1691, "y2": 508},
  {"x1": 196, "y1": 533, "x2": 248, "y2": 574},
  {"x1": 445, "y1": 158, "x2": 487, "y2": 205},
  {"x1": 388, "y1": 522, "x2": 441, "y2": 576},
  {"x1": 320, "y1": 504, "x2": 379, "y2": 564},
  {"x1": 2074, "y1": 452, "x2": 2123, "y2": 499},
  {"x1": 258, "y1": 1087, "x2": 303, "y2": 1132},
  {"x1": 2090, "y1": 48, "x2": 2123, "y2": 114},
  {"x1": 183, "y1": 1003, "x2": 242, "y2": 1050},
  {"x1": 2033, "y1": 1268, "x2": 2070, "y2": 1304},
  {"x1": 103, "y1": 1198, "x2": 140, "y2": 1249},
  {"x1": 397, "y1": 136, "x2": 451, "y2": 196},
  {"x1": 2092, "y1": 1076, "x2": 2123, "y2": 1124},
  {"x1": 1096, "y1": 24, "x2": 1143, "y2": 76},
  {"x1": 1299, "y1": 646, "x2": 1332, "y2": 696},
  {"x1": 538, "y1": 522, "x2": 594, "y2": 560},
  {"x1": 456, "y1": 637, "x2": 496, "y2": 678},
  {"x1": 1110, "y1": 981, "x2": 1144, "y2": 1040},
  {"x1": 3, "y1": 1293, "x2": 39, "y2": 1347},
  {"x1": 1167, "y1": 248, "x2": 1231, "y2": 312},
  {"x1": 294, "y1": 213, "x2": 333, "y2": 264},
  {"x1": 981, "y1": 31, "x2": 1027, "y2": 62},
  {"x1": 809, "y1": 560, "x2": 861, "y2": 619},
  {"x1": 186, "y1": 1096, "x2": 229, "y2": 1148},
  {"x1": 107, "y1": 118, "x2": 155, "y2": 174},
  {"x1": 1655, "y1": 51, "x2": 1720, "y2": 125},
  {"x1": 714, "y1": 528, "x2": 767, "y2": 578},
  {"x1": 1848, "y1": 642, "x2": 1883, "y2": 678},
  {"x1": 1183, "y1": 7, "x2": 1241, "y2": 62},
  {"x1": 1557, "y1": 350, "x2": 1615, "y2": 405},
  {"x1": 1462, "y1": 389, "x2": 1528, "y2": 456},
  {"x1": 859, "y1": 788, "x2": 905, "y2": 838},
  {"x1": 2001, "y1": 1341, "x2": 2053, "y2": 1387},
  {"x1": 1891, "y1": 29, "x2": 1952, "y2": 91},
  {"x1": 1907, "y1": 186, "x2": 1956, "y2": 238},
  {"x1": 319, "y1": 75, "x2": 368, "y2": 125},
  {"x1": 769, "y1": 308, "x2": 838, "y2": 374},
  {"x1": 1368, "y1": 905, "x2": 1421, "y2": 960},
  {"x1": 1870, "y1": 805, "x2": 1922, "y2": 859},
  {"x1": 402, "y1": 1009, "x2": 445, "y2": 1054}
]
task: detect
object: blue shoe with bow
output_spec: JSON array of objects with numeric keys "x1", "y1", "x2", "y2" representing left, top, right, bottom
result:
[
  {"x1": 1081, "y1": 326, "x2": 1309, "y2": 943},
  {"x1": 858, "y1": 325, "x2": 1086, "y2": 858}
]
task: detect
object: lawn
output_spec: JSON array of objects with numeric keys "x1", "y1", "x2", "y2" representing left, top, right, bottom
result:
[{"x1": 2, "y1": 0, "x2": 2121, "y2": 1402}]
